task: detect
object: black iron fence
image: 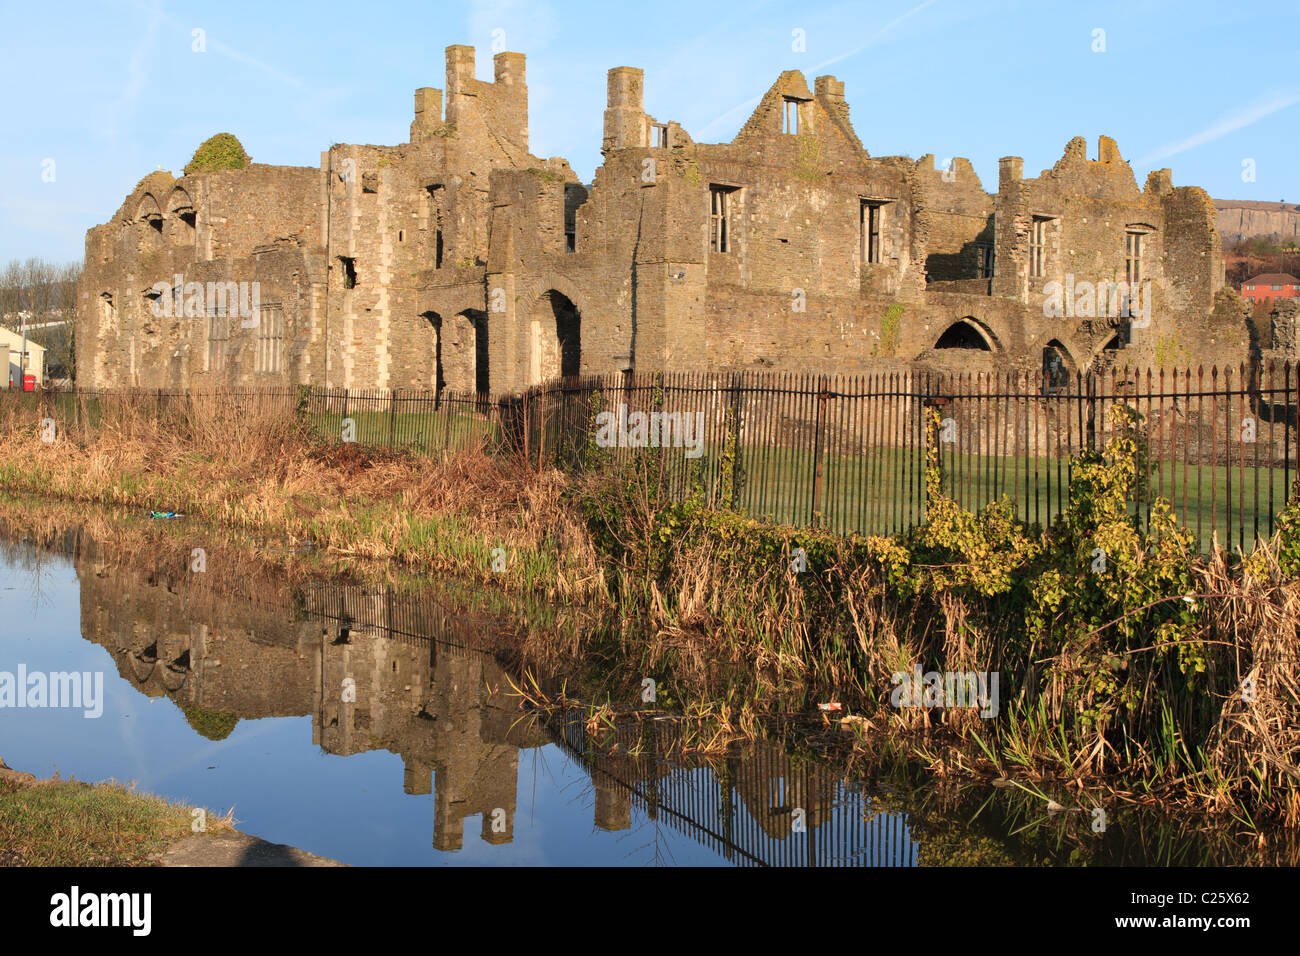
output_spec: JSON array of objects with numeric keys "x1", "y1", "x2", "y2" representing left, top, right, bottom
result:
[
  {"x1": 5, "y1": 363, "x2": 1300, "y2": 550},
  {"x1": 517, "y1": 364, "x2": 1300, "y2": 552}
]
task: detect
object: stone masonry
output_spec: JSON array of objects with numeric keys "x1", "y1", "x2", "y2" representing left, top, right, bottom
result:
[{"x1": 76, "y1": 45, "x2": 1247, "y2": 394}]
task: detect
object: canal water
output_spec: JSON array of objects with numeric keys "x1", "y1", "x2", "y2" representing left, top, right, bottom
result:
[{"x1": 0, "y1": 513, "x2": 1283, "y2": 866}]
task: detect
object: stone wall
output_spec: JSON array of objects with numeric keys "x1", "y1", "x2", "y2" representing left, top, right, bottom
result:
[{"x1": 76, "y1": 45, "x2": 1247, "y2": 397}]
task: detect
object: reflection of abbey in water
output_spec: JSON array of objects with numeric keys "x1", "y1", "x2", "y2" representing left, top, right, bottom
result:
[
  {"x1": 76, "y1": 541, "x2": 538, "y2": 851},
  {"x1": 71, "y1": 535, "x2": 915, "y2": 865}
]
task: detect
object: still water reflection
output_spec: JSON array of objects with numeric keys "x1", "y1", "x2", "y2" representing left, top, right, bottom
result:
[
  {"x1": 0, "y1": 527, "x2": 915, "y2": 866},
  {"x1": 0, "y1": 518, "x2": 1286, "y2": 867}
]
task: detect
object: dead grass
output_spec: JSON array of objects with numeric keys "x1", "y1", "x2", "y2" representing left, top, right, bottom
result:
[
  {"x1": 1202, "y1": 539, "x2": 1300, "y2": 824},
  {"x1": 0, "y1": 390, "x2": 604, "y2": 601}
]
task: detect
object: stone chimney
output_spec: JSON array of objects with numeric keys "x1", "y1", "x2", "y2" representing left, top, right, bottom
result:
[
  {"x1": 603, "y1": 67, "x2": 646, "y2": 151},
  {"x1": 999, "y1": 156, "x2": 1023, "y2": 189}
]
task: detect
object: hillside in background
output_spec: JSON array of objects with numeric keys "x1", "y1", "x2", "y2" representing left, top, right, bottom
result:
[{"x1": 1215, "y1": 198, "x2": 1300, "y2": 248}]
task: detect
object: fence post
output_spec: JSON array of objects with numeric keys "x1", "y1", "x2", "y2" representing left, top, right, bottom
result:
[
  {"x1": 1085, "y1": 371, "x2": 1096, "y2": 452},
  {"x1": 442, "y1": 389, "x2": 453, "y2": 457},
  {"x1": 537, "y1": 386, "x2": 547, "y2": 470},
  {"x1": 727, "y1": 373, "x2": 743, "y2": 510},
  {"x1": 811, "y1": 374, "x2": 827, "y2": 525},
  {"x1": 388, "y1": 389, "x2": 397, "y2": 449}
]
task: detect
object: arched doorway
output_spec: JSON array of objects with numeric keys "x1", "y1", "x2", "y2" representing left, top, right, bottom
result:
[
  {"x1": 456, "y1": 309, "x2": 489, "y2": 396},
  {"x1": 529, "y1": 290, "x2": 581, "y2": 385},
  {"x1": 137, "y1": 194, "x2": 163, "y2": 252},
  {"x1": 418, "y1": 310, "x2": 443, "y2": 398},
  {"x1": 167, "y1": 187, "x2": 196, "y2": 247},
  {"x1": 434, "y1": 310, "x2": 488, "y2": 396},
  {"x1": 934, "y1": 318, "x2": 994, "y2": 351},
  {"x1": 1042, "y1": 339, "x2": 1073, "y2": 392}
]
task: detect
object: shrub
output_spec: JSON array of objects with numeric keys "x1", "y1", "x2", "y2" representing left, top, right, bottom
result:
[{"x1": 184, "y1": 134, "x2": 251, "y2": 175}]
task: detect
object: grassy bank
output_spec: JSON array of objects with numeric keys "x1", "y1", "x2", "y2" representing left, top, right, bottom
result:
[
  {"x1": 0, "y1": 390, "x2": 603, "y2": 600},
  {"x1": 2, "y1": 390, "x2": 1298, "y2": 827},
  {"x1": 0, "y1": 766, "x2": 233, "y2": 866}
]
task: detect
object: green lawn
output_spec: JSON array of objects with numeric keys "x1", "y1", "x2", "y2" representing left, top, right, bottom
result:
[
  {"x1": 306, "y1": 408, "x2": 499, "y2": 454},
  {"x1": 630, "y1": 437, "x2": 1295, "y2": 551},
  {"x1": 939, "y1": 450, "x2": 1294, "y2": 551}
]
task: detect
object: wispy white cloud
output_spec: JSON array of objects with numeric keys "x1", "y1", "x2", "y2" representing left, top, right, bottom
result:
[
  {"x1": 118, "y1": 0, "x2": 308, "y2": 92},
  {"x1": 1138, "y1": 91, "x2": 1300, "y2": 164},
  {"x1": 206, "y1": 37, "x2": 307, "y2": 90},
  {"x1": 103, "y1": 0, "x2": 164, "y2": 140},
  {"x1": 808, "y1": 0, "x2": 939, "y2": 72},
  {"x1": 695, "y1": 96, "x2": 764, "y2": 140},
  {"x1": 467, "y1": 0, "x2": 559, "y2": 62},
  {"x1": 695, "y1": 0, "x2": 940, "y2": 141}
]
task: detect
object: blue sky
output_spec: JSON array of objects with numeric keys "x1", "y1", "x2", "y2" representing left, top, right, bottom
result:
[{"x1": 3, "y1": 0, "x2": 1297, "y2": 264}]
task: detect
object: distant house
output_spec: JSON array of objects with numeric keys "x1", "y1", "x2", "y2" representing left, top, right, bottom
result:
[
  {"x1": 1241, "y1": 272, "x2": 1300, "y2": 305},
  {"x1": 0, "y1": 326, "x2": 47, "y2": 388}
]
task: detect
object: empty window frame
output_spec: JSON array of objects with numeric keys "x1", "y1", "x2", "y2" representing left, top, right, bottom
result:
[
  {"x1": 338, "y1": 256, "x2": 357, "y2": 289},
  {"x1": 564, "y1": 183, "x2": 582, "y2": 254},
  {"x1": 710, "y1": 184, "x2": 740, "y2": 253},
  {"x1": 428, "y1": 185, "x2": 445, "y2": 268},
  {"x1": 784, "y1": 98, "x2": 799, "y2": 135},
  {"x1": 651, "y1": 123, "x2": 669, "y2": 147},
  {"x1": 256, "y1": 305, "x2": 284, "y2": 374},
  {"x1": 861, "y1": 200, "x2": 886, "y2": 264},
  {"x1": 1125, "y1": 230, "x2": 1144, "y2": 285},
  {"x1": 1029, "y1": 217, "x2": 1053, "y2": 278},
  {"x1": 977, "y1": 244, "x2": 995, "y2": 279},
  {"x1": 206, "y1": 310, "x2": 228, "y2": 372}
]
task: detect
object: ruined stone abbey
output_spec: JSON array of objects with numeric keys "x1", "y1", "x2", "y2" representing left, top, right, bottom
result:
[{"x1": 76, "y1": 44, "x2": 1252, "y2": 394}]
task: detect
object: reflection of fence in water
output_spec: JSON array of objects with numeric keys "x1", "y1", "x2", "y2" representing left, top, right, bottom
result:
[
  {"x1": 298, "y1": 581, "x2": 504, "y2": 656},
  {"x1": 556, "y1": 711, "x2": 918, "y2": 867}
]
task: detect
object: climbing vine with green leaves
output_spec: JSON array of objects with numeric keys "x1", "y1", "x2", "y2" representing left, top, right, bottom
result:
[{"x1": 868, "y1": 403, "x2": 1204, "y2": 738}]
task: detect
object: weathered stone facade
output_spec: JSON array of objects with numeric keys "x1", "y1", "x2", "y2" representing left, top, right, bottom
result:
[{"x1": 76, "y1": 45, "x2": 1245, "y2": 394}]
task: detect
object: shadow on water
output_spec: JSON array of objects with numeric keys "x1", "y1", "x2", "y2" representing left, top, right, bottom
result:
[{"x1": 0, "y1": 506, "x2": 1292, "y2": 867}]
